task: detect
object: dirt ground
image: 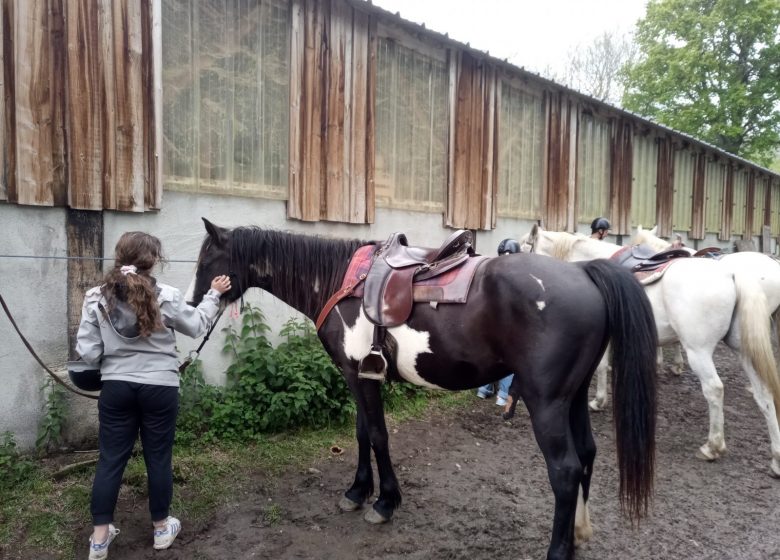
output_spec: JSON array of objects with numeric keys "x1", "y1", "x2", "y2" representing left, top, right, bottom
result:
[{"x1": 80, "y1": 346, "x2": 780, "y2": 559}]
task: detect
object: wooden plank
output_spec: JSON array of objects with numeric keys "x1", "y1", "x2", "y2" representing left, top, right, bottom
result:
[
  {"x1": 0, "y1": 0, "x2": 6, "y2": 201},
  {"x1": 146, "y1": 0, "x2": 162, "y2": 210},
  {"x1": 325, "y1": 0, "x2": 346, "y2": 221},
  {"x1": 66, "y1": 209, "x2": 103, "y2": 360},
  {"x1": 66, "y1": 0, "x2": 104, "y2": 210},
  {"x1": 49, "y1": 0, "x2": 67, "y2": 206},
  {"x1": 288, "y1": 0, "x2": 304, "y2": 219},
  {"x1": 566, "y1": 98, "x2": 577, "y2": 231},
  {"x1": 112, "y1": 0, "x2": 145, "y2": 211},
  {"x1": 745, "y1": 170, "x2": 755, "y2": 238},
  {"x1": 690, "y1": 152, "x2": 706, "y2": 239},
  {"x1": 445, "y1": 48, "x2": 458, "y2": 225},
  {"x1": 655, "y1": 137, "x2": 674, "y2": 237},
  {"x1": 14, "y1": 0, "x2": 54, "y2": 206},
  {"x1": 99, "y1": 0, "x2": 116, "y2": 209},
  {"x1": 349, "y1": 7, "x2": 369, "y2": 223},
  {"x1": 720, "y1": 164, "x2": 734, "y2": 240},
  {"x1": 3, "y1": 0, "x2": 16, "y2": 203},
  {"x1": 364, "y1": 15, "x2": 376, "y2": 224}
]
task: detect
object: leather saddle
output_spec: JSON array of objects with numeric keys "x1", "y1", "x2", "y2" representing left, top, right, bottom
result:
[
  {"x1": 612, "y1": 244, "x2": 691, "y2": 273},
  {"x1": 363, "y1": 230, "x2": 474, "y2": 327},
  {"x1": 358, "y1": 229, "x2": 474, "y2": 381}
]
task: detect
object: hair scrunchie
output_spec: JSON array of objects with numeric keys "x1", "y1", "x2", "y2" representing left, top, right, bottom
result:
[{"x1": 120, "y1": 265, "x2": 138, "y2": 276}]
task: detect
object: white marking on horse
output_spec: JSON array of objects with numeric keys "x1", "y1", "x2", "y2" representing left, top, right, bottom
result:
[
  {"x1": 536, "y1": 301, "x2": 546, "y2": 311},
  {"x1": 530, "y1": 274, "x2": 545, "y2": 291},
  {"x1": 574, "y1": 486, "x2": 592, "y2": 546},
  {"x1": 339, "y1": 307, "x2": 441, "y2": 389}
]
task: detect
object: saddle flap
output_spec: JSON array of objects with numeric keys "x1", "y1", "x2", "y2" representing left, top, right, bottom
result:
[{"x1": 363, "y1": 265, "x2": 415, "y2": 327}]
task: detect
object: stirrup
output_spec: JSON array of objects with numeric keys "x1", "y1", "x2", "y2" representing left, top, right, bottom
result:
[{"x1": 358, "y1": 347, "x2": 387, "y2": 382}]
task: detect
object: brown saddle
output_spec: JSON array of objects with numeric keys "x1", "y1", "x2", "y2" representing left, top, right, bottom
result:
[
  {"x1": 611, "y1": 244, "x2": 691, "y2": 273},
  {"x1": 363, "y1": 230, "x2": 474, "y2": 327}
]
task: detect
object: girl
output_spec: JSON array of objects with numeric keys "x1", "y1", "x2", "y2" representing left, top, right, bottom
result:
[{"x1": 76, "y1": 231, "x2": 230, "y2": 559}]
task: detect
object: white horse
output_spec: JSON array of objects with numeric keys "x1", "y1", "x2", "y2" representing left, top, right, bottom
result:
[{"x1": 520, "y1": 224, "x2": 780, "y2": 476}]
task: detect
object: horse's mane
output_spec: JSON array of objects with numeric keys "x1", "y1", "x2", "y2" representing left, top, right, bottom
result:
[
  {"x1": 545, "y1": 230, "x2": 590, "y2": 261},
  {"x1": 633, "y1": 228, "x2": 670, "y2": 252},
  {"x1": 230, "y1": 227, "x2": 369, "y2": 319}
]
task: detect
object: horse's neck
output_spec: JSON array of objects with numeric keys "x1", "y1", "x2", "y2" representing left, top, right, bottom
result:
[{"x1": 569, "y1": 239, "x2": 621, "y2": 261}]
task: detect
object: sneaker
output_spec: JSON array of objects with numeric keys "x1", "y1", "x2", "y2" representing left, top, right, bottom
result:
[
  {"x1": 476, "y1": 390, "x2": 492, "y2": 399},
  {"x1": 495, "y1": 396, "x2": 507, "y2": 407},
  {"x1": 88, "y1": 524, "x2": 119, "y2": 560},
  {"x1": 153, "y1": 516, "x2": 181, "y2": 550}
]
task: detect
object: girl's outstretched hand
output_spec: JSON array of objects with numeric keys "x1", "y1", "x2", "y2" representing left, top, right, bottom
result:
[{"x1": 211, "y1": 275, "x2": 232, "y2": 294}]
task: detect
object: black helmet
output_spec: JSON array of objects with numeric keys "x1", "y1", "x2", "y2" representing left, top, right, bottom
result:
[
  {"x1": 497, "y1": 238, "x2": 520, "y2": 255},
  {"x1": 590, "y1": 217, "x2": 610, "y2": 233}
]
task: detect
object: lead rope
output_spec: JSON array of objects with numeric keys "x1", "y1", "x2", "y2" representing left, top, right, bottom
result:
[
  {"x1": 178, "y1": 307, "x2": 226, "y2": 373},
  {"x1": 0, "y1": 293, "x2": 99, "y2": 400}
]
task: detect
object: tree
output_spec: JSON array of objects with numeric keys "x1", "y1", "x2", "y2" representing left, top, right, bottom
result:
[
  {"x1": 554, "y1": 31, "x2": 637, "y2": 106},
  {"x1": 622, "y1": 0, "x2": 780, "y2": 166}
]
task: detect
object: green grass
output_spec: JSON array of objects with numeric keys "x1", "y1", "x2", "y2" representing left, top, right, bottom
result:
[{"x1": 0, "y1": 389, "x2": 469, "y2": 559}]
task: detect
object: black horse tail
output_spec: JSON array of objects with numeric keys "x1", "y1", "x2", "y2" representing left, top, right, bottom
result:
[{"x1": 581, "y1": 259, "x2": 657, "y2": 522}]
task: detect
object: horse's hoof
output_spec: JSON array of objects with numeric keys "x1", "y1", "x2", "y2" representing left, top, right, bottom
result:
[
  {"x1": 588, "y1": 399, "x2": 606, "y2": 412},
  {"x1": 770, "y1": 459, "x2": 780, "y2": 479},
  {"x1": 363, "y1": 507, "x2": 390, "y2": 524},
  {"x1": 338, "y1": 496, "x2": 363, "y2": 512},
  {"x1": 696, "y1": 443, "x2": 724, "y2": 461}
]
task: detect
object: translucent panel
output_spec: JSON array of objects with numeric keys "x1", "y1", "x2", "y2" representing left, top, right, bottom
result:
[
  {"x1": 704, "y1": 160, "x2": 725, "y2": 233},
  {"x1": 575, "y1": 113, "x2": 611, "y2": 224},
  {"x1": 497, "y1": 82, "x2": 545, "y2": 219},
  {"x1": 162, "y1": 0, "x2": 290, "y2": 198},
  {"x1": 630, "y1": 134, "x2": 658, "y2": 227},
  {"x1": 732, "y1": 169, "x2": 748, "y2": 236},
  {"x1": 672, "y1": 149, "x2": 695, "y2": 231},
  {"x1": 753, "y1": 176, "x2": 768, "y2": 236},
  {"x1": 374, "y1": 39, "x2": 448, "y2": 211}
]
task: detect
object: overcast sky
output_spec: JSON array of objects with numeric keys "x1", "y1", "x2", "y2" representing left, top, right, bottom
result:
[{"x1": 371, "y1": 0, "x2": 649, "y2": 75}]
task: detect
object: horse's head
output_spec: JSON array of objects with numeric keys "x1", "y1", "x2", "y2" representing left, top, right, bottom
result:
[
  {"x1": 189, "y1": 218, "x2": 250, "y2": 306},
  {"x1": 519, "y1": 223, "x2": 544, "y2": 254},
  {"x1": 633, "y1": 225, "x2": 669, "y2": 252}
]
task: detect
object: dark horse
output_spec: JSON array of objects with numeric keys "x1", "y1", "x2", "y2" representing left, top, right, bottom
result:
[{"x1": 190, "y1": 219, "x2": 658, "y2": 560}]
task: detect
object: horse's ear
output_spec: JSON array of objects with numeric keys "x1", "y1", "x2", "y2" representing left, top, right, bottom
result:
[
  {"x1": 649, "y1": 225, "x2": 658, "y2": 235},
  {"x1": 202, "y1": 217, "x2": 228, "y2": 247},
  {"x1": 530, "y1": 223, "x2": 539, "y2": 239}
]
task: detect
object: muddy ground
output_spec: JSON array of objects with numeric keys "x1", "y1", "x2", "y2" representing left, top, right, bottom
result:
[{"x1": 82, "y1": 346, "x2": 780, "y2": 559}]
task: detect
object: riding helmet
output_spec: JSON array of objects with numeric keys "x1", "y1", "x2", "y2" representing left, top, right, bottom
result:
[
  {"x1": 497, "y1": 238, "x2": 521, "y2": 255},
  {"x1": 590, "y1": 217, "x2": 610, "y2": 233}
]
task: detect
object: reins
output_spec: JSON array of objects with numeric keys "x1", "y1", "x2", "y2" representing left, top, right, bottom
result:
[{"x1": 0, "y1": 293, "x2": 99, "y2": 400}]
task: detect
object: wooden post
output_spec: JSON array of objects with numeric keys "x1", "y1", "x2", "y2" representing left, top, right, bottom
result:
[{"x1": 66, "y1": 209, "x2": 103, "y2": 360}]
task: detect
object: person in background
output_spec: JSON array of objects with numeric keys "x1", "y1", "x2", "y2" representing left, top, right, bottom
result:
[
  {"x1": 476, "y1": 238, "x2": 519, "y2": 408},
  {"x1": 76, "y1": 231, "x2": 231, "y2": 560},
  {"x1": 590, "y1": 217, "x2": 611, "y2": 240}
]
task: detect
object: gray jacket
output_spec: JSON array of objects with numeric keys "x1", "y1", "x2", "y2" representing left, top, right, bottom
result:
[{"x1": 75, "y1": 283, "x2": 221, "y2": 387}]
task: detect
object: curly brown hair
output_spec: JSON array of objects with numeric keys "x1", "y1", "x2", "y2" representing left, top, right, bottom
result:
[{"x1": 101, "y1": 232, "x2": 166, "y2": 337}]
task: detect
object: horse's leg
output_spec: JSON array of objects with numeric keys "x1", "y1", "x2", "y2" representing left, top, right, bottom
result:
[
  {"x1": 588, "y1": 351, "x2": 610, "y2": 412},
  {"x1": 685, "y1": 348, "x2": 727, "y2": 460},
  {"x1": 339, "y1": 405, "x2": 374, "y2": 511},
  {"x1": 738, "y1": 357, "x2": 780, "y2": 478},
  {"x1": 670, "y1": 343, "x2": 685, "y2": 375},
  {"x1": 357, "y1": 378, "x2": 402, "y2": 524},
  {"x1": 528, "y1": 398, "x2": 582, "y2": 560},
  {"x1": 570, "y1": 383, "x2": 596, "y2": 547}
]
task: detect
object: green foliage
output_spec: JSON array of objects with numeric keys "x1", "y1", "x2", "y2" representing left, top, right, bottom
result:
[
  {"x1": 177, "y1": 305, "x2": 358, "y2": 442},
  {"x1": 36, "y1": 380, "x2": 68, "y2": 454},
  {"x1": 0, "y1": 432, "x2": 35, "y2": 492},
  {"x1": 622, "y1": 0, "x2": 780, "y2": 165}
]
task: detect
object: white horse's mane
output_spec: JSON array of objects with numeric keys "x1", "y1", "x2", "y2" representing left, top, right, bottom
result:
[
  {"x1": 543, "y1": 230, "x2": 590, "y2": 261},
  {"x1": 633, "y1": 226, "x2": 671, "y2": 252}
]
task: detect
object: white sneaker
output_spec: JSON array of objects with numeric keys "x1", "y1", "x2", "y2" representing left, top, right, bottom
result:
[
  {"x1": 495, "y1": 396, "x2": 507, "y2": 407},
  {"x1": 153, "y1": 516, "x2": 181, "y2": 550},
  {"x1": 88, "y1": 524, "x2": 119, "y2": 560}
]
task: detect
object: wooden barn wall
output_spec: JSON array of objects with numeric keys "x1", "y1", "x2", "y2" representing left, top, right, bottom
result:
[
  {"x1": 671, "y1": 146, "x2": 694, "y2": 234},
  {"x1": 690, "y1": 152, "x2": 707, "y2": 238},
  {"x1": 288, "y1": 0, "x2": 375, "y2": 223},
  {"x1": 0, "y1": 0, "x2": 159, "y2": 211},
  {"x1": 609, "y1": 118, "x2": 633, "y2": 236},
  {"x1": 654, "y1": 136, "x2": 674, "y2": 237},
  {"x1": 446, "y1": 50, "x2": 498, "y2": 230},
  {"x1": 575, "y1": 111, "x2": 611, "y2": 225},
  {"x1": 771, "y1": 179, "x2": 780, "y2": 236},
  {"x1": 544, "y1": 91, "x2": 577, "y2": 231}
]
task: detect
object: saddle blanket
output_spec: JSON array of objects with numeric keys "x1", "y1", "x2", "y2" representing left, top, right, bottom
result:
[
  {"x1": 341, "y1": 244, "x2": 489, "y2": 303},
  {"x1": 610, "y1": 245, "x2": 678, "y2": 286}
]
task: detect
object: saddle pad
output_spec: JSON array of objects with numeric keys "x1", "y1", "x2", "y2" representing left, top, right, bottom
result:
[
  {"x1": 339, "y1": 245, "x2": 489, "y2": 303},
  {"x1": 633, "y1": 259, "x2": 676, "y2": 285}
]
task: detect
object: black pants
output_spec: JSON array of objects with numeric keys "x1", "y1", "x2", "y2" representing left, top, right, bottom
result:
[{"x1": 91, "y1": 380, "x2": 179, "y2": 525}]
